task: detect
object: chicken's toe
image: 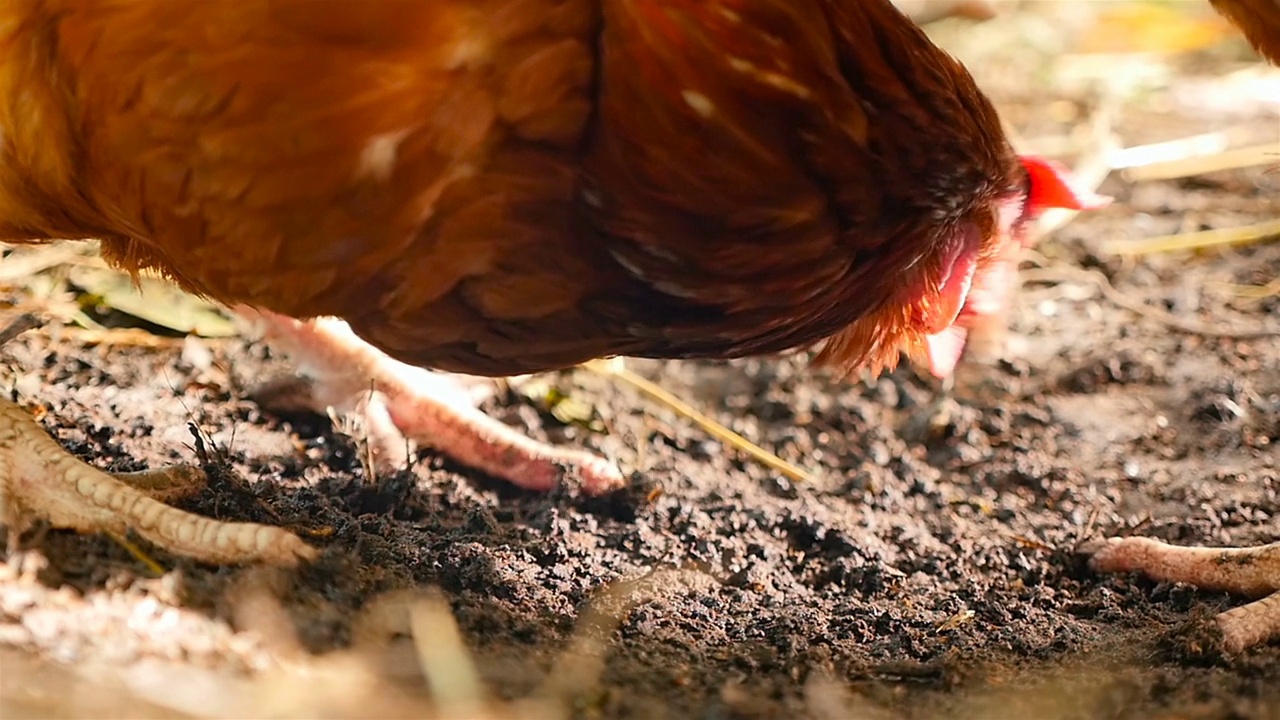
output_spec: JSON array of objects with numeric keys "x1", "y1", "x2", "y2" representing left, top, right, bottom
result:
[
  {"x1": 1085, "y1": 536, "x2": 1280, "y2": 652},
  {"x1": 247, "y1": 311, "x2": 623, "y2": 494},
  {"x1": 0, "y1": 398, "x2": 316, "y2": 565}
]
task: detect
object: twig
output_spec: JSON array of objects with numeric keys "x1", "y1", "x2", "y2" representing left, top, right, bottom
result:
[
  {"x1": 63, "y1": 325, "x2": 189, "y2": 348},
  {"x1": 583, "y1": 358, "x2": 818, "y2": 484},
  {"x1": 0, "y1": 313, "x2": 39, "y2": 348},
  {"x1": 0, "y1": 243, "x2": 103, "y2": 283},
  {"x1": 1020, "y1": 264, "x2": 1280, "y2": 339},
  {"x1": 1213, "y1": 277, "x2": 1280, "y2": 301},
  {"x1": 1120, "y1": 141, "x2": 1280, "y2": 182},
  {"x1": 1107, "y1": 132, "x2": 1229, "y2": 172},
  {"x1": 524, "y1": 571, "x2": 671, "y2": 714},
  {"x1": 1102, "y1": 219, "x2": 1280, "y2": 256},
  {"x1": 105, "y1": 531, "x2": 166, "y2": 578},
  {"x1": 410, "y1": 593, "x2": 487, "y2": 719}
]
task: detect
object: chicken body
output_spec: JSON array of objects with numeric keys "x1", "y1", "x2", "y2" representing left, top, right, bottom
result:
[
  {"x1": 2, "y1": 0, "x2": 1078, "y2": 374},
  {"x1": 0, "y1": 0, "x2": 1091, "y2": 565},
  {"x1": 1086, "y1": 0, "x2": 1280, "y2": 652}
]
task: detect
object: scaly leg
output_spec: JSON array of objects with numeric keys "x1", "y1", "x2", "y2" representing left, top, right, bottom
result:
[
  {"x1": 1084, "y1": 536, "x2": 1280, "y2": 652},
  {"x1": 0, "y1": 398, "x2": 315, "y2": 565},
  {"x1": 247, "y1": 311, "x2": 624, "y2": 494}
]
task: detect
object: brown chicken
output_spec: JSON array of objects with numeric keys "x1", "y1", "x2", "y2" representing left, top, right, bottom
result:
[
  {"x1": 1086, "y1": 0, "x2": 1280, "y2": 653},
  {"x1": 0, "y1": 0, "x2": 1101, "y2": 566}
]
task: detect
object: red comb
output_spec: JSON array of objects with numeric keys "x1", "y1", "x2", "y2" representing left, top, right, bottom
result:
[{"x1": 1020, "y1": 155, "x2": 1111, "y2": 211}]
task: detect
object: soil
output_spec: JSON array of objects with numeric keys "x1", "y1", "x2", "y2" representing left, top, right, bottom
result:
[{"x1": 1, "y1": 8, "x2": 1279, "y2": 720}]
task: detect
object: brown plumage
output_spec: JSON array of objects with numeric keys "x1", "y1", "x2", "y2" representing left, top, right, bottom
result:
[
  {"x1": 2, "y1": 0, "x2": 1087, "y2": 377},
  {"x1": 0, "y1": 0, "x2": 1098, "y2": 565},
  {"x1": 1211, "y1": 0, "x2": 1280, "y2": 63}
]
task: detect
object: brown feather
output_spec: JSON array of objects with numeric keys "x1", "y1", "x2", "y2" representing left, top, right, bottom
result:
[
  {"x1": 0, "y1": 0, "x2": 1037, "y2": 378},
  {"x1": 1211, "y1": 0, "x2": 1280, "y2": 64}
]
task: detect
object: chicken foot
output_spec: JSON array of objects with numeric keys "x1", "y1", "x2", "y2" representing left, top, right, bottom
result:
[
  {"x1": 1084, "y1": 536, "x2": 1280, "y2": 652},
  {"x1": 0, "y1": 397, "x2": 316, "y2": 565},
  {"x1": 246, "y1": 311, "x2": 624, "y2": 494},
  {"x1": 1, "y1": 306, "x2": 620, "y2": 568}
]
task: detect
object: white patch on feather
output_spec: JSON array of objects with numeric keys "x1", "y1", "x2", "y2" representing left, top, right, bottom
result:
[
  {"x1": 445, "y1": 36, "x2": 489, "y2": 70},
  {"x1": 726, "y1": 57, "x2": 812, "y2": 99},
  {"x1": 356, "y1": 128, "x2": 412, "y2": 182},
  {"x1": 411, "y1": 162, "x2": 478, "y2": 225},
  {"x1": 609, "y1": 248, "x2": 700, "y2": 299},
  {"x1": 681, "y1": 90, "x2": 716, "y2": 118}
]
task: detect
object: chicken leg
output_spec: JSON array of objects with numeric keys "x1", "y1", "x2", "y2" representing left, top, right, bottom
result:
[
  {"x1": 0, "y1": 397, "x2": 317, "y2": 565},
  {"x1": 247, "y1": 311, "x2": 624, "y2": 494},
  {"x1": 1, "y1": 311, "x2": 622, "y2": 566},
  {"x1": 1084, "y1": 537, "x2": 1280, "y2": 652}
]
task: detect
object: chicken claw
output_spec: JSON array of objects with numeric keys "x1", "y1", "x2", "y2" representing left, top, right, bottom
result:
[
  {"x1": 1084, "y1": 536, "x2": 1280, "y2": 652},
  {"x1": 248, "y1": 312, "x2": 623, "y2": 494},
  {"x1": 0, "y1": 399, "x2": 316, "y2": 565}
]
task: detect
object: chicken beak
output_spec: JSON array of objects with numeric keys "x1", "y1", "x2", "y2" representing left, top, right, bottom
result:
[{"x1": 909, "y1": 224, "x2": 981, "y2": 377}]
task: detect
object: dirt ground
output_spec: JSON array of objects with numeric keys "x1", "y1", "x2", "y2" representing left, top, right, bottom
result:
[{"x1": 2, "y1": 5, "x2": 1279, "y2": 720}]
